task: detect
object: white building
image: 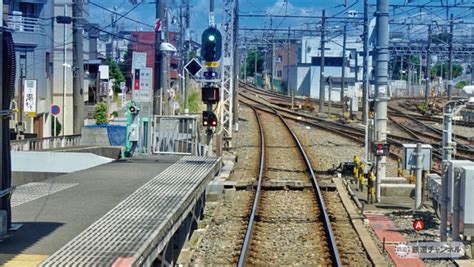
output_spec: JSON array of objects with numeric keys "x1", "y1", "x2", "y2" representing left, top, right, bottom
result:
[{"x1": 288, "y1": 35, "x2": 373, "y2": 102}]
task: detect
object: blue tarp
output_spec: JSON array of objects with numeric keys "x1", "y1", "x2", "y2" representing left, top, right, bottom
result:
[{"x1": 85, "y1": 125, "x2": 126, "y2": 146}]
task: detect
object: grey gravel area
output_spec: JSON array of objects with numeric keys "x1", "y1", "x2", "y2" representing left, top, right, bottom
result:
[
  {"x1": 323, "y1": 191, "x2": 373, "y2": 266},
  {"x1": 289, "y1": 120, "x2": 399, "y2": 177},
  {"x1": 191, "y1": 191, "x2": 252, "y2": 265},
  {"x1": 230, "y1": 106, "x2": 260, "y2": 183},
  {"x1": 249, "y1": 190, "x2": 332, "y2": 265},
  {"x1": 431, "y1": 122, "x2": 474, "y2": 139},
  {"x1": 260, "y1": 112, "x2": 309, "y2": 182}
]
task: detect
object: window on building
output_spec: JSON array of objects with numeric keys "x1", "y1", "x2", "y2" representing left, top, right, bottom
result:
[
  {"x1": 19, "y1": 51, "x2": 27, "y2": 78},
  {"x1": 276, "y1": 56, "x2": 283, "y2": 63},
  {"x1": 311, "y1": 57, "x2": 343, "y2": 67},
  {"x1": 19, "y1": 3, "x2": 36, "y2": 17},
  {"x1": 276, "y1": 70, "x2": 283, "y2": 78},
  {"x1": 45, "y1": 52, "x2": 50, "y2": 77}
]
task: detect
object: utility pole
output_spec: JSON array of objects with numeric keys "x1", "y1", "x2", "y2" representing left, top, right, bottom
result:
[
  {"x1": 183, "y1": 0, "x2": 190, "y2": 113},
  {"x1": 363, "y1": 0, "x2": 370, "y2": 161},
  {"x1": 62, "y1": 5, "x2": 67, "y2": 136},
  {"x1": 287, "y1": 26, "x2": 291, "y2": 96},
  {"x1": 319, "y1": 9, "x2": 326, "y2": 113},
  {"x1": 73, "y1": 0, "x2": 85, "y2": 134},
  {"x1": 341, "y1": 23, "x2": 347, "y2": 115},
  {"x1": 232, "y1": 0, "x2": 239, "y2": 127},
  {"x1": 374, "y1": 0, "x2": 389, "y2": 203},
  {"x1": 270, "y1": 18, "x2": 275, "y2": 92},
  {"x1": 154, "y1": 0, "x2": 165, "y2": 115},
  {"x1": 425, "y1": 25, "x2": 432, "y2": 107},
  {"x1": 447, "y1": 13, "x2": 454, "y2": 100}
]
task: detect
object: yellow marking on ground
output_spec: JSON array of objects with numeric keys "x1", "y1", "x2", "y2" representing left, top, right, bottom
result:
[{"x1": 0, "y1": 254, "x2": 48, "y2": 267}]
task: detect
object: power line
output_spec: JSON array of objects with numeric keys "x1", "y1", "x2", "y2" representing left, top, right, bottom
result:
[
  {"x1": 90, "y1": 1, "x2": 150, "y2": 30},
  {"x1": 90, "y1": 25, "x2": 154, "y2": 47}
]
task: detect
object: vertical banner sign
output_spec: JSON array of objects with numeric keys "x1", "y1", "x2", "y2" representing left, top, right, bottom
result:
[
  {"x1": 134, "y1": 69, "x2": 140, "y2": 90},
  {"x1": 24, "y1": 79, "x2": 37, "y2": 113},
  {"x1": 133, "y1": 69, "x2": 140, "y2": 101},
  {"x1": 132, "y1": 52, "x2": 147, "y2": 101},
  {"x1": 138, "y1": 67, "x2": 153, "y2": 102}
]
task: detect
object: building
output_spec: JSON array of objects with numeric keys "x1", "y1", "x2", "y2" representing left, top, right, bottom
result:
[
  {"x1": 5, "y1": 0, "x2": 92, "y2": 137},
  {"x1": 274, "y1": 41, "x2": 298, "y2": 89},
  {"x1": 127, "y1": 31, "x2": 181, "y2": 88},
  {"x1": 288, "y1": 35, "x2": 373, "y2": 101},
  {"x1": 97, "y1": 30, "x2": 130, "y2": 62}
]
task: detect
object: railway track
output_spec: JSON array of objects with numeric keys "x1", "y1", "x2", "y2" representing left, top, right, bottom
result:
[
  {"x1": 239, "y1": 84, "x2": 474, "y2": 165},
  {"x1": 237, "y1": 104, "x2": 341, "y2": 266},
  {"x1": 241, "y1": 82, "x2": 474, "y2": 128}
]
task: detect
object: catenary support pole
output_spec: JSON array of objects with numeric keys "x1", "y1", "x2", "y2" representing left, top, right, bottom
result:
[
  {"x1": 73, "y1": 0, "x2": 85, "y2": 134},
  {"x1": 319, "y1": 9, "x2": 326, "y2": 113},
  {"x1": 425, "y1": 25, "x2": 432, "y2": 107},
  {"x1": 363, "y1": 0, "x2": 370, "y2": 161},
  {"x1": 341, "y1": 23, "x2": 347, "y2": 116},
  {"x1": 375, "y1": 0, "x2": 389, "y2": 203},
  {"x1": 154, "y1": 0, "x2": 164, "y2": 115},
  {"x1": 447, "y1": 13, "x2": 454, "y2": 100}
]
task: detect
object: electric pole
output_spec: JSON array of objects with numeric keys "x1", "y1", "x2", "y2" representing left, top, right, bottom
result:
[
  {"x1": 287, "y1": 26, "x2": 291, "y2": 96},
  {"x1": 232, "y1": 0, "x2": 239, "y2": 127},
  {"x1": 374, "y1": 0, "x2": 389, "y2": 202},
  {"x1": 447, "y1": 13, "x2": 454, "y2": 100},
  {"x1": 425, "y1": 25, "x2": 432, "y2": 107},
  {"x1": 73, "y1": 0, "x2": 85, "y2": 134},
  {"x1": 341, "y1": 23, "x2": 347, "y2": 116},
  {"x1": 319, "y1": 9, "x2": 326, "y2": 113},
  {"x1": 363, "y1": 0, "x2": 370, "y2": 161},
  {"x1": 154, "y1": 0, "x2": 165, "y2": 115},
  {"x1": 183, "y1": 0, "x2": 190, "y2": 113}
]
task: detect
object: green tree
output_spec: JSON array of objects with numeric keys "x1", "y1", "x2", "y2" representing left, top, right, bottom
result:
[
  {"x1": 94, "y1": 102, "x2": 109, "y2": 125},
  {"x1": 105, "y1": 58, "x2": 125, "y2": 94},
  {"x1": 51, "y1": 117, "x2": 62, "y2": 136},
  {"x1": 243, "y1": 49, "x2": 265, "y2": 78},
  {"x1": 431, "y1": 63, "x2": 463, "y2": 79}
]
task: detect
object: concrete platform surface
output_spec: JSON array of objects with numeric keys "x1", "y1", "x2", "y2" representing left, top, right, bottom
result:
[{"x1": 0, "y1": 154, "x2": 182, "y2": 265}]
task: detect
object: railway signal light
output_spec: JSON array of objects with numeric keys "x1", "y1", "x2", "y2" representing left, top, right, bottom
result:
[
  {"x1": 201, "y1": 27, "x2": 222, "y2": 62},
  {"x1": 203, "y1": 111, "x2": 218, "y2": 127},
  {"x1": 129, "y1": 104, "x2": 139, "y2": 114}
]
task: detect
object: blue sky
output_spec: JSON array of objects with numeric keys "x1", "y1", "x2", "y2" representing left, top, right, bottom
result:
[
  {"x1": 89, "y1": 0, "x2": 471, "y2": 40},
  {"x1": 88, "y1": 1, "x2": 386, "y2": 32}
]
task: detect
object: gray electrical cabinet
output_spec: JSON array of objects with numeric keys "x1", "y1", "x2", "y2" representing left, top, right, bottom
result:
[
  {"x1": 460, "y1": 165, "x2": 474, "y2": 235},
  {"x1": 402, "y1": 144, "x2": 432, "y2": 170},
  {"x1": 447, "y1": 160, "x2": 474, "y2": 214}
]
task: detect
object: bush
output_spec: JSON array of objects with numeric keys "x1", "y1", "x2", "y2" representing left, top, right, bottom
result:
[
  {"x1": 94, "y1": 102, "x2": 109, "y2": 125},
  {"x1": 51, "y1": 117, "x2": 62, "y2": 136}
]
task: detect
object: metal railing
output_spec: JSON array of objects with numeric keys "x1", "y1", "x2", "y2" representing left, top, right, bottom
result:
[
  {"x1": 10, "y1": 135, "x2": 81, "y2": 151},
  {"x1": 8, "y1": 14, "x2": 43, "y2": 33},
  {"x1": 152, "y1": 115, "x2": 203, "y2": 156}
]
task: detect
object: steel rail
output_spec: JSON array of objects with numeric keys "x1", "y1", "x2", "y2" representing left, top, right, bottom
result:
[
  {"x1": 271, "y1": 106, "x2": 342, "y2": 267},
  {"x1": 240, "y1": 84, "x2": 474, "y2": 160},
  {"x1": 237, "y1": 102, "x2": 342, "y2": 266},
  {"x1": 237, "y1": 104, "x2": 265, "y2": 267},
  {"x1": 242, "y1": 81, "x2": 474, "y2": 128}
]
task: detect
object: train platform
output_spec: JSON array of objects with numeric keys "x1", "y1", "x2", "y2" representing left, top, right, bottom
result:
[{"x1": 0, "y1": 155, "x2": 221, "y2": 266}]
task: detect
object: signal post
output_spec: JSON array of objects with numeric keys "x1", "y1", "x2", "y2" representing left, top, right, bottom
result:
[{"x1": 201, "y1": 27, "x2": 222, "y2": 155}]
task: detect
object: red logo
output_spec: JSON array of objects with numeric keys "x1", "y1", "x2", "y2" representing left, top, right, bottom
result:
[
  {"x1": 155, "y1": 19, "x2": 162, "y2": 32},
  {"x1": 413, "y1": 219, "x2": 425, "y2": 231}
]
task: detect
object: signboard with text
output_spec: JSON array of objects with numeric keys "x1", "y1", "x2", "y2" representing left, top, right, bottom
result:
[
  {"x1": 134, "y1": 67, "x2": 153, "y2": 103},
  {"x1": 23, "y1": 79, "x2": 37, "y2": 113}
]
